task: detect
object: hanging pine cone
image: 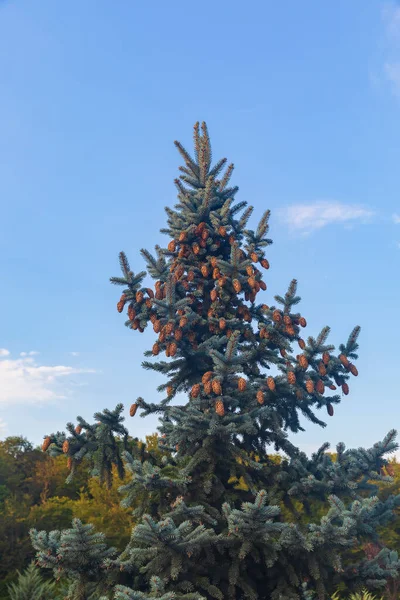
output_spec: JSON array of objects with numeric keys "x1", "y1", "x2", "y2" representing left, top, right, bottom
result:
[
  {"x1": 204, "y1": 381, "x2": 212, "y2": 395},
  {"x1": 342, "y1": 383, "x2": 349, "y2": 395},
  {"x1": 259, "y1": 280, "x2": 267, "y2": 291},
  {"x1": 179, "y1": 231, "x2": 187, "y2": 242},
  {"x1": 179, "y1": 316, "x2": 188, "y2": 328},
  {"x1": 233, "y1": 279, "x2": 241, "y2": 293},
  {"x1": 209, "y1": 289, "x2": 217, "y2": 302},
  {"x1": 215, "y1": 399, "x2": 225, "y2": 416},
  {"x1": 201, "y1": 265, "x2": 209, "y2": 277},
  {"x1": 229, "y1": 235, "x2": 235, "y2": 245},
  {"x1": 261, "y1": 258, "x2": 270, "y2": 269},
  {"x1": 165, "y1": 344, "x2": 171, "y2": 357},
  {"x1": 267, "y1": 376, "x2": 276, "y2": 392},
  {"x1": 305, "y1": 379, "x2": 314, "y2": 394},
  {"x1": 192, "y1": 242, "x2": 200, "y2": 254},
  {"x1": 212, "y1": 268, "x2": 220, "y2": 280},
  {"x1": 238, "y1": 377, "x2": 247, "y2": 392},
  {"x1": 136, "y1": 291, "x2": 144, "y2": 304},
  {"x1": 248, "y1": 276, "x2": 256, "y2": 288},
  {"x1": 218, "y1": 276, "x2": 226, "y2": 287},
  {"x1": 286, "y1": 326, "x2": 296, "y2": 337},
  {"x1": 329, "y1": 384, "x2": 337, "y2": 390},
  {"x1": 296, "y1": 389, "x2": 304, "y2": 400},
  {"x1": 188, "y1": 271, "x2": 195, "y2": 281},
  {"x1": 250, "y1": 252, "x2": 258, "y2": 263},
  {"x1": 316, "y1": 380, "x2": 325, "y2": 395},
  {"x1": 318, "y1": 363, "x2": 327, "y2": 377},
  {"x1": 146, "y1": 288, "x2": 155, "y2": 299},
  {"x1": 272, "y1": 310, "x2": 282, "y2": 323},
  {"x1": 201, "y1": 229, "x2": 209, "y2": 241},
  {"x1": 42, "y1": 437, "x2": 51, "y2": 452},
  {"x1": 117, "y1": 300, "x2": 124, "y2": 313},
  {"x1": 246, "y1": 265, "x2": 254, "y2": 276},
  {"x1": 155, "y1": 289, "x2": 163, "y2": 300},
  {"x1": 159, "y1": 331, "x2": 166, "y2": 343},
  {"x1": 62, "y1": 440, "x2": 70, "y2": 454},
  {"x1": 145, "y1": 299, "x2": 153, "y2": 309},
  {"x1": 169, "y1": 342, "x2": 177, "y2": 357},
  {"x1": 166, "y1": 322, "x2": 174, "y2": 335},
  {"x1": 288, "y1": 371, "x2": 296, "y2": 385},
  {"x1": 249, "y1": 292, "x2": 256, "y2": 303},
  {"x1": 75, "y1": 425, "x2": 82, "y2": 435},
  {"x1": 191, "y1": 384, "x2": 200, "y2": 398},
  {"x1": 130, "y1": 403, "x2": 138, "y2": 417},
  {"x1": 174, "y1": 329, "x2": 183, "y2": 341},
  {"x1": 226, "y1": 329, "x2": 233, "y2": 338},
  {"x1": 127, "y1": 306, "x2": 135, "y2": 321},
  {"x1": 256, "y1": 390, "x2": 265, "y2": 405},
  {"x1": 327, "y1": 403, "x2": 334, "y2": 417},
  {"x1": 299, "y1": 317, "x2": 307, "y2": 327},
  {"x1": 202, "y1": 371, "x2": 213, "y2": 384},
  {"x1": 188, "y1": 331, "x2": 196, "y2": 342},
  {"x1": 212, "y1": 380, "x2": 222, "y2": 394},
  {"x1": 280, "y1": 348, "x2": 287, "y2": 358},
  {"x1": 168, "y1": 240, "x2": 176, "y2": 252},
  {"x1": 131, "y1": 319, "x2": 139, "y2": 330},
  {"x1": 153, "y1": 320, "x2": 161, "y2": 333},
  {"x1": 322, "y1": 352, "x2": 330, "y2": 365},
  {"x1": 283, "y1": 315, "x2": 292, "y2": 326},
  {"x1": 298, "y1": 338, "x2": 306, "y2": 350},
  {"x1": 219, "y1": 318, "x2": 226, "y2": 330},
  {"x1": 167, "y1": 386, "x2": 174, "y2": 396},
  {"x1": 348, "y1": 363, "x2": 358, "y2": 376},
  {"x1": 339, "y1": 354, "x2": 350, "y2": 368},
  {"x1": 298, "y1": 354, "x2": 308, "y2": 369},
  {"x1": 218, "y1": 225, "x2": 227, "y2": 237},
  {"x1": 67, "y1": 457, "x2": 73, "y2": 471}
]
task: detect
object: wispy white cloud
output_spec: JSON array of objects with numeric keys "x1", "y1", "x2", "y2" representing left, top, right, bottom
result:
[
  {"x1": 69, "y1": 352, "x2": 80, "y2": 357},
  {"x1": 0, "y1": 350, "x2": 96, "y2": 407},
  {"x1": 20, "y1": 351, "x2": 40, "y2": 357},
  {"x1": 279, "y1": 201, "x2": 374, "y2": 234},
  {"x1": 393, "y1": 213, "x2": 400, "y2": 223},
  {"x1": 0, "y1": 349, "x2": 10, "y2": 357}
]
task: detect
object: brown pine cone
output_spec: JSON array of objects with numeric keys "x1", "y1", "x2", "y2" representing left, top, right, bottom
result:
[
  {"x1": 319, "y1": 363, "x2": 327, "y2": 377},
  {"x1": 210, "y1": 289, "x2": 218, "y2": 302},
  {"x1": 248, "y1": 276, "x2": 256, "y2": 288},
  {"x1": 145, "y1": 298, "x2": 153, "y2": 309},
  {"x1": 75, "y1": 425, "x2": 82, "y2": 435},
  {"x1": 339, "y1": 354, "x2": 350, "y2": 368},
  {"x1": 272, "y1": 310, "x2": 282, "y2": 323},
  {"x1": 167, "y1": 386, "x2": 174, "y2": 396},
  {"x1": 249, "y1": 292, "x2": 256, "y2": 303},
  {"x1": 259, "y1": 280, "x2": 267, "y2": 291},
  {"x1": 316, "y1": 380, "x2": 325, "y2": 395},
  {"x1": 233, "y1": 279, "x2": 242, "y2": 293},
  {"x1": 283, "y1": 315, "x2": 292, "y2": 326},
  {"x1": 215, "y1": 399, "x2": 225, "y2": 416},
  {"x1": 211, "y1": 257, "x2": 218, "y2": 267},
  {"x1": 168, "y1": 240, "x2": 176, "y2": 252},
  {"x1": 298, "y1": 355, "x2": 308, "y2": 369},
  {"x1": 246, "y1": 265, "x2": 254, "y2": 276},
  {"x1": 238, "y1": 377, "x2": 247, "y2": 392},
  {"x1": 228, "y1": 235, "x2": 235, "y2": 245},
  {"x1": 261, "y1": 258, "x2": 270, "y2": 269},
  {"x1": 146, "y1": 288, "x2": 155, "y2": 299},
  {"x1": 322, "y1": 352, "x2": 330, "y2": 365},
  {"x1": 226, "y1": 329, "x2": 233, "y2": 338},
  {"x1": 204, "y1": 381, "x2": 212, "y2": 395},
  {"x1": 286, "y1": 326, "x2": 296, "y2": 336},
  {"x1": 348, "y1": 363, "x2": 358, "y2": 376},
  {"x1": 327, "y1": 403, "x2": 334, "y2": 417},
  {"x1": 153, "y1": 320, "x2": 162, "y2": 333},
  {"x1": 169, "y1": 342, "x2": 177, "y2": 357},
  {"x1": 62, "y1": 440, "x2": 70, "y2": 454},
  {"x1": 329, "y1": 384, "x2": 337, "y2": 390},
  {"x1": 42, "y1": 437, "x2": 51, "y2": 452},
  {"x1": 305, "y1": 379, "x2": 314, "y2": 394},
  {"x1": 159, "y1": 331, "x2": 166, "y2": 343},
  {"x1": 219, "y1": 318, "x2": 226, "y2": 330},
  {"x1": 130, "y1": 403, "x2": 138, "y2": 417},
  {"x1": 201, "y1": 229, "x2": 209, "y2": 241},
  {"x1": 191, "y1": 384, "x2": 200, "y2": 398},
  {"x1": 166, "y1": 322, "x2": 174, "y2": 335},
  {"x1": 218, "y1": 225, "x2": 227, "y2": 237},
  {"x1": 280, "y1": 348, "x2": 287, "y2": 358},
  {"x1": 179, "y1": 231, "x2": 187, "y2": 241},
  {"x1": 288, "y1": 371, "x2": 296, "y2": 385},
  {"x1": 188, "y1": 271, "x2": 195, "y2": 281},
  {"x1": 299, "y1": 317, "x2": 307, "y2": 327},
  {"x1": 179, "y1": 316, "x2": 188, "y2": 328},
  {"x1": 192, "y1": 242, "x2": 200, "y2": 254},
  {"x1": 298, "y1": 339, "x2": 306, "y2": 350},
  {"x1": 67, "y1": 457, "x2": 73, "y2": 471},
  {"x1": 201, "y1": 265, "x2": 209, "y2": 277},
  {"x1": 267, "y1": 376, "x2": 276, "y2": 392},
  {"x1": 212, "y1": 380, "x2": 222, "y2": 394},
  {"x1": 212, "y1": 268, "x2": 220, "y2": 279},
  {"x1": 128, "y1": 306, "x2": 136, "y2": 321},
  {"x1": 342, "y1": 383, "x2": 349, "y2": 395},
  {"x1": 202, "y1": 371, "x2": 213, "y2": 384},
  {"x1": 165, "y1": 345, "x2": 171, "y2": 357},
  {"x1": 188, "y1": 331, "x2": 196, "y2": 342},
  {"x1": 256, "y1": 390, "x2": 265, "y2": 405},
  {"x1": 117, "y1": 300, "x2": 124, "y2": 313},
  {"x1": 174, "y1": 329, "x2": 183, "y2": 341},
  {"x1": 135, "y1": 291, "x2": 144, "y2": 304},
  {"x1": 250, "y1": 252, "x2": 258, "y2": 263}
]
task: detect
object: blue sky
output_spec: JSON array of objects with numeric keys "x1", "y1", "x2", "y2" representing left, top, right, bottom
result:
[{"x1": 0, "y1": 0, "x2": 399, "y2": 457}]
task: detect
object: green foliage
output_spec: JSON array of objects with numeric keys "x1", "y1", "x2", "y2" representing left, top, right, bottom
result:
[{"x1": 6, "y1": 561, "x2": 57, "y2": 600}]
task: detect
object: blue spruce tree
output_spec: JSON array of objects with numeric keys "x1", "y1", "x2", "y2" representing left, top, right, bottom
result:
[{"x1": 31, "y1": 123, "x2": 400, "y2": 600}]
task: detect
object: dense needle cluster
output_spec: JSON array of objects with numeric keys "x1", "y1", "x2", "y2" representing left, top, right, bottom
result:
[{"x1": 32, "y1": 123, "x2": 400, "y2": 600}]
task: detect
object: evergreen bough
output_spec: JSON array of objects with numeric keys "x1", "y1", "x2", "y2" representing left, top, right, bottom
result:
[{"x1": 31, "y1": 123, "x2": 400, "y2": 600}]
